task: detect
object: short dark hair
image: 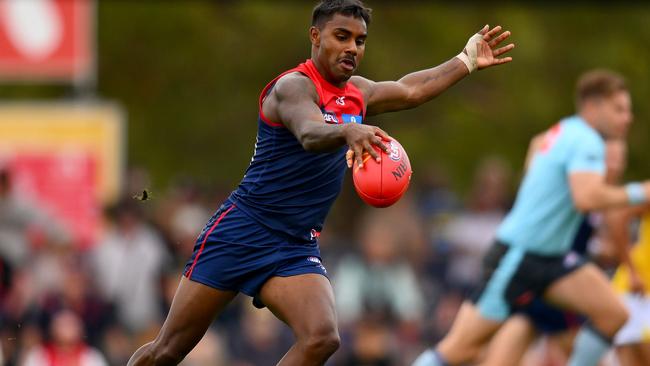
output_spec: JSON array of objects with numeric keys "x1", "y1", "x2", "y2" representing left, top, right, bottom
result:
[
  {"x1": 312, "y1": 0, "x2": 372, "y2": 28},
  {"x1": 576, "y1": 69, "x2": 628, "y2": 106}
]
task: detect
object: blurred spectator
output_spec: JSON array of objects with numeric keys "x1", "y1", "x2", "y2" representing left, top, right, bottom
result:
[
  {"x1": 339, "y1": 315, "x2": 396, "y2": 366},
  {"x1": 100, "y1": 325, "x2": 134, "y2": 366},
  {"x1": 427, "y1": 290, "x2": 464, "y2": 344},
  {"x1": 442, "y1": 157, "x2": 512, "y2": 290},
  {"x1": 415, "y1": 165, "x2": 460, "y2": 284},
  {"x1": 180, "y1": 329, "x2": 228, "y2": 366},
  {"x1": 39, "y1": 260, "x2": 114, "y2": 347},
  {"x1": 0, "y1": 255, "x2": 11, "y2": 304},
  {"x1": 1, "y1": 269, "x2": 41, "y2": 365},
  {"x1": 90, "y1": 198, "x2": 171, "y2": 335},
  {"x1": 228, "y1": 301, "x2": 293, "y2": 366},
  {"x1": 155, "y1": 178, "x2": 211, "y2": 262},
  {"x1": 22, "y1": 309, "x2": 107, "y2": 366},
  {"x1": 334, "y1": 207, "x2": 425, "y2": 326},
  {"x1": 0, "y1": 166, "x2": 69, "y2": 269}
]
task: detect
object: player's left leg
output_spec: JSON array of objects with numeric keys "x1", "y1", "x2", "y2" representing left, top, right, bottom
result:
[
  {"x1": 480, "y1": 314, "x2": 537, "y2": 366},
  {"x1": 127, "y1": 276, "x2": 237, "y2": 366},
  {"x1": 413, "y1": 301, "x2": 503, "y2": 366},
  {"x1": 258, "y1": 273, "x2": 340, "y2": 366},
  {"x1": 413, "y1": 242, "x2": 527, "y2": 366}
]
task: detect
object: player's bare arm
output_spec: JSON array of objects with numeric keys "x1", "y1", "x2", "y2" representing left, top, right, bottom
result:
[
  {"x1": 263, "y1": 72, "x2": 389, "y2": 167},
  {"x1": 352, "y1": 25, "x2": 514, "y2": 116},
  {"x1": 524, "y1": 133, "x2": 546, "y2": 171},
  {"x1": 569, "y1": 172, "x2": 650, "y2": 212}
]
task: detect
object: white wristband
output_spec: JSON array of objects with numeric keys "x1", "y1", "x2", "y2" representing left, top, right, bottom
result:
[
  {"x1": 455, "y1": 33, "x2": 483, "y2": 73},
  {"x1": 626, "y1": 182, "x2": 647, "y2": 205},
  {"x1": 456, "y1": 52, "x2": 475, "y2": 74}
]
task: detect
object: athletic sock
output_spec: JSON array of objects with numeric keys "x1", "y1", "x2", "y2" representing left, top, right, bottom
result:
[
  {"x1": 411, "y1": 349, "x2": 449, "y2": 366},
  {"x1": 567, "y1": 324, "x2": 613, "y2": 366}
]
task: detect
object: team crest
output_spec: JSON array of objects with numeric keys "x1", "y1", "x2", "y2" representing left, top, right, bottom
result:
[
  {"x1": 336, "y1": 96, "x2": 346, "y2": 106},
  {"x1": 388, "y1": 141, "x2": 401, "y2": 162}
]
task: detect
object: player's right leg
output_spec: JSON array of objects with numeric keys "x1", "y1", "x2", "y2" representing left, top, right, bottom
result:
[
  {"x1": 543, "y1": 263, "x2": 629, "y2": 366},
  {"x1": 258, "y1": 273, "x2": 340, "y2": 366},
  {"x1": 127, "y1": 276, "x2": 237, "y2": 365},
  {"x1": 544, "y1": 263, "x2": 628, "y2": 337}
]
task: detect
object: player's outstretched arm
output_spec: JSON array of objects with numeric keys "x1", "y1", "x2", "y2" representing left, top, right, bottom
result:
[
  {"x1": 352, "y1": 25, "x2": 514, "y2": 116},
  {"x1": 265, "y1": 73, "x2": 389, "y2": 165},
  {"x1": 569, "y1": 172, "x2": 650, "y2": 212}
]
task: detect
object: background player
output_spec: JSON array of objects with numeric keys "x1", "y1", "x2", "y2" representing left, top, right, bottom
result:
[
  {"x1": 412, "y1": 69, "x2": 650, "y2": 366},
  {"x1": 481, "y1": 138, "x2": 631, "y2": 366},
  {"x1": 128, "y1": 1, "x2": 515, "y2": 365},
  {"x1": 608, "y1": 202, "x2": 650, "y2": 365}
]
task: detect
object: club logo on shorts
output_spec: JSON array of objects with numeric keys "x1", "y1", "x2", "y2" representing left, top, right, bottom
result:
[
  {"x1": 388, "y1": 141, "x2": 401, "y2": 162},
  {"x1": 307, "y1": 256, "x2": 327, "y2": 274},
  {"x1": 563, "y1": 251, "x2": 579, "y2": 268},
  {"x1": 336, "y1": 96, "x2": 346, "y2": 106},
  {"x1": 310, "y1": 228, "x2": 321, "y2": 241},
  {"x1": 515, "y1": 291, "x2": 534, "y2": 306}
]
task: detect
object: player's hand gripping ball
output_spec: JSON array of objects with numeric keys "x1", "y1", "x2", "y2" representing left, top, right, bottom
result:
[{"x1": 352, "y1": 138, "x2": 412, "y2": 208}]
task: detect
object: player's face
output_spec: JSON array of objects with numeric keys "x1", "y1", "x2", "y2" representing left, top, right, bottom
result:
[
  {"x1": 595, "y1": 91, "x2": 633, "y2": 139},
  {"x1": 311, "y1": 14, "x2": 367, "y2": 83}
]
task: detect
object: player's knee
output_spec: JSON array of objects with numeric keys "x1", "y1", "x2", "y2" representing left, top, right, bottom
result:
[
  {"x1": 301, "y1": 326, "x2": 340, "y2": 356},
  {"x1": 610, "y1": 303, "x2": 630, "y2": 332},
  {"x1": 594, "y1": 301, "x2": 629, "y2": 336}
]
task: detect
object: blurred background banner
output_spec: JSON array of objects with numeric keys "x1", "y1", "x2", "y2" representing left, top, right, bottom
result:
[
  {"x1": 0, "y1": 103, "x2": 124, "y2": 248},
  {"x1": 0, "y1": 0, "x2": 94, "y2": 84}
]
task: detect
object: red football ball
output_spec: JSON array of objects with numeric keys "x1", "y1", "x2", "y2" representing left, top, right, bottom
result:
[{"x1": 352, "y1": 138, "x2": 412, "y2": 208}]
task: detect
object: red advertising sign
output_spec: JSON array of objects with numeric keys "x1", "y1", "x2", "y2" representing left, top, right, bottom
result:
[
  {"x1": 0, "y1": 103, "x2": 125, "y2": 249},
  {"x1": 0, "y1": 0, "x2": 93, "y2": 82},
  {"x1": 9, "y1": 153, "x2": 99, "y2": 249}
]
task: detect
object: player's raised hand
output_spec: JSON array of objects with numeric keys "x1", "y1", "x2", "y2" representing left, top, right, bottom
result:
[
  {"x1": 343, "y1": 124, "x2": 390, "y2": 169},
  {"x1": 476, "y1": 25, "x2": 514, "y2": 70},
  {"x1": 456, "y1": 25, "x2": 514, "y2": 73}
]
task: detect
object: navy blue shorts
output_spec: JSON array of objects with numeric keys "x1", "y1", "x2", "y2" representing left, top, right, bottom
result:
[
  {"x1": 520, "y1": 298, "x2": 585, "y2": 334},
  {"x1": 183, "y1": 200, "x2": 328, "y2": 308}
]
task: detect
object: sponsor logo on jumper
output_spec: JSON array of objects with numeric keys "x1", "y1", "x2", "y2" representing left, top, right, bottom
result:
[
  {"x1": 322, "y1": 110, "x2": 339, "y2": 124},
  {"x1": 342, "y1": 114, "x2": 362, "y2": 124}
]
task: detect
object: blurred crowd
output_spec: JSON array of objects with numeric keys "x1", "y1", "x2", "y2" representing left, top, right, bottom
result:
[{"x1": 0, "y1": 156, "x2": 516, "y2": 366}]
